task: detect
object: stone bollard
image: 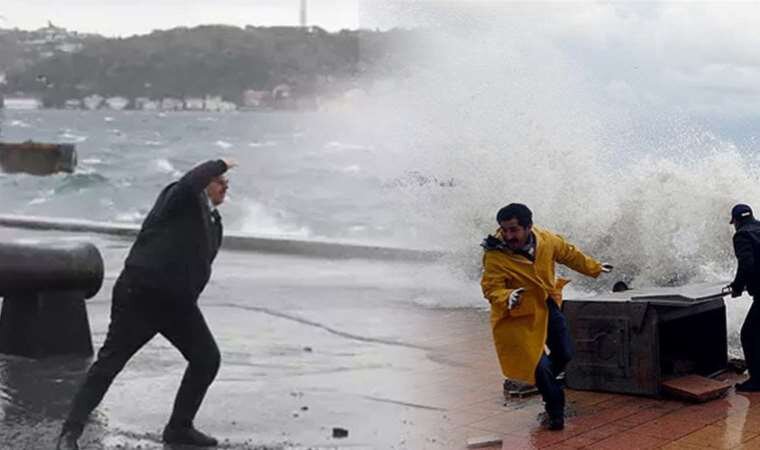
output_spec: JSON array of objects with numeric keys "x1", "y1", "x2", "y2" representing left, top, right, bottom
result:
[
  {"x1": 0, "y1": 141, "x2": 77, "y2": 175},
  {"x1": 0, "y1": 241, "x2": 104, "y2": 358}
]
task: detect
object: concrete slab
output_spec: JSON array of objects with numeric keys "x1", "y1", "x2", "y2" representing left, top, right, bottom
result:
[
  {"x1": 0, "y1": 227, "x2": 476, "y2": 449},
  {"x1": 465, "y1": 435, "x2": 502, "y2": 448}
]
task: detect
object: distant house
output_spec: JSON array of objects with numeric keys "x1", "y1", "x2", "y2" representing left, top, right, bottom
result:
[
  {"x1": 133, "y1": 97, "x2": 160, "y2": 110},
  {"x1": 3, "y1": 97, "x2": 42, "y2": 110},
  {"x1": 184, "y1": 97, "x2": 205, "y2": 111},
  {"x1": 242, "y1": 89, "x2": 271, "y2": 108},
  {"x1": 40, "y1": 21, "x2": 68, "y2": 42},
  {"x1": 142, "y1": 100, "x2": 159, "y2": 111},
  {"x1": 83, "y1": 94, "x2": 104, "y2": 110},
  {"x1": 64, "y1": 99, "x2": 82, "y2": 109},
  {"x1": 218, "y1": 101, "x2": 237, "y2": 112},
  {"x1": 133, "y1": 97, "x2": 150, "y2": 110},
  {"x1": 21, "y1": 22, "x2": 83, "y2": 59},
  {"x1": 202, "y1": 96, "x2": 237, "y2": 112},
  {"x1": 204, "y1": 96, "x2": 223, "y2": 111},
  {"x1": 161, "y1": 98, "x2": 183, "y2": 111},
  {"x1": 272, "y1": 84, "x2": 292, "y2": 101},
  {"x1": 272, "y1": 84, "x2": 298, "y2": 109},
  {"x1": 56, "y1": 42, "x2": 83, "y2": 53},
  {"x1": 105, "y1": 96, "x2": 129, "y2": 110}
]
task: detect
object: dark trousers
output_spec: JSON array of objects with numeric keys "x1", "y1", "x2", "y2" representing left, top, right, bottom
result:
[
  {"x1": 63, "y1": 273, "x2": 220, "y2": 434},
  {"x1": 534, "y1": 299, "x2": 574, "y2": 419},
  {"x1": 742, "y1": 300, "x2": 760, "y2": 381}
]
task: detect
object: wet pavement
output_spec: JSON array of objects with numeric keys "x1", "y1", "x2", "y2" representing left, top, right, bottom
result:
[
  {"x1": 0, "y1": 228, "x2": 484, "y2": 449},
  {"x1": 2, "y1": 228, "x2": 760, "y2": 449}
]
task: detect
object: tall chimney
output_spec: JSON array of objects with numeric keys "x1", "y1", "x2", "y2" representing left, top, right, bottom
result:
[{"x1": 300, "y1": 0, "x2": 307, "y2": 28}]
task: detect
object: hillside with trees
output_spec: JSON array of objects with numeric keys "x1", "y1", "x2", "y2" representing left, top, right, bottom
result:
[{"x1": 0, "y1": 25, "x2": 426, "y2": 108}]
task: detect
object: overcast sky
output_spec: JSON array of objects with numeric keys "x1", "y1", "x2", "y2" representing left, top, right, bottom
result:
[{"x1": 373, "y1": 2, "x2": 760, "y2": 128}]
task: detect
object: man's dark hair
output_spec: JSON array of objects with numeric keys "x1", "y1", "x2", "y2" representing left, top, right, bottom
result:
[{"x1": 496, "y1": 203, "x2": 533, "y2": 227}]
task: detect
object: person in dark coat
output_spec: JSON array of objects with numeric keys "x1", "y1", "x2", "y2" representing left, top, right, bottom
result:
[
  {"x1": 729, "y1": 203, "x2": 760, "y2": 392},
  {"x1": 57, "y1": 159, "x2": 235, "y2": 449}
]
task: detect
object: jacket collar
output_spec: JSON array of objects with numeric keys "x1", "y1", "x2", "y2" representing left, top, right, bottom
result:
[{"x1": 481, "y1": 227, "x2": 540, "y2": 262}]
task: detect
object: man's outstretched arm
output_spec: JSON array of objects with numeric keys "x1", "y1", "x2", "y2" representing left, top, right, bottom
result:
[
  {"x1": 163, "y1": 159, "x2": 236, "y2": 211},
  {"x1": 176, "y1": 159, "x2": 229, "y2": 196},
  {"x1": 554, "y1": 234, "x2": 604, "y2": 278}
]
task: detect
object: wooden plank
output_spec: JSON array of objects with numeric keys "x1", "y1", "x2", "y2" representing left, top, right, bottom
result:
[{"x1": 661, "y1": 375, "x2": 731, "y2": 402}]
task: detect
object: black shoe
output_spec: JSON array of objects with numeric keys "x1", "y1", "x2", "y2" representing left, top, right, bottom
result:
[
  {"x1": 547, "y1": 416, "x2": 565, "y2": 431},
  {"x1": 503, "y1": 379, "x2": 538, "y2": 398},
  {"x1": 736, "y1": 379, "x2": 760, "y2": 392},
  {"x1": 162, "y1": 425, "x2": 218, "y2": 447},
  {"x1": 55, "y1": 430, "x2": 80, "y2": 450}
]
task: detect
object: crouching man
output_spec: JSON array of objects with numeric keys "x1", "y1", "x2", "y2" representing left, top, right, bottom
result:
[{"x1": 480, "y1": 203, "x2": 611, "y2": 430}]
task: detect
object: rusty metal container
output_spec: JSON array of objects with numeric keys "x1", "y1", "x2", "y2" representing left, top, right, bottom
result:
[
  {"x1": 0, "y1": 141, "x2": 77, "y2": 175},
  {"x1": 563, "y1": 282, "x2": 728, "y2": 396}
]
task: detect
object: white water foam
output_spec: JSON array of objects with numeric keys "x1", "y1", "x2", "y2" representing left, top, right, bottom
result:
[
  {"x1": 324, "y1": 141, "x2": 370, "y2": 152},
  {"x1": 354, "y1": 11, "x2": 758, "y2": 289},
  {"x1": 248, "y1": 141, "x2": 278, "y2": 148},
  {"x1": 28, "y1": 196, "x2": 48, "y2": 206},
  {"x1": 115, "y1": 211, "x2": 146, "y2": 223},
  {"x1": 215, "y1": 140, "x2": 233, "y2": 149},
  {"x1": 153, "y1": 158, "x2": 181, "y2": 177},
  {"x1": 349, "y1": 6, "x2": 760, "y2": 341},
  {"x1": 238, "y1": 200, "x2": 311, "y2": 239},
  {"x1": 9, "y1": 120, "x2": 30, "y2": 128},
  {"x1": 341, "y1": 165, "x2": 361, "y2": 174},
  {"x1": 58, "y1": 129, "x2": 88, "y2": 142}
]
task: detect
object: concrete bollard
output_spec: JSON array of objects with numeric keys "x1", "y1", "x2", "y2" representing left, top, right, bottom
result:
[
  {"x1": 0, "y1": 141, "x2": 77, "y2": 175},
  {"x1": 0, "y1": 241, "x2": 103, "y2": 358}
]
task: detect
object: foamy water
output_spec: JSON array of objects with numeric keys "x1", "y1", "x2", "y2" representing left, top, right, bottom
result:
[
  {"x1": 333, "y1": 15, "x2": 759, "y2": 294},
  {"x1": 346, "y1": 8, "x2": 758, "y2": 347},
  {"x1": 152, "y1": 158, "x2": 182, "y2": 177},
  {"x1": 0, "y1": 110, "x2": 404, "y2": 247}
]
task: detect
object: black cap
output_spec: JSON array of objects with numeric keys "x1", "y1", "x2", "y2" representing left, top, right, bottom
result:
[{"x1": 730, "y1": 204, "x2": 753, "y2": 224}]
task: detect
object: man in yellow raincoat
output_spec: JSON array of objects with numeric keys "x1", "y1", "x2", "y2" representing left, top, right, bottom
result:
[{"x1": 481, "y1": 203, "x2": 612, "y2": 430}]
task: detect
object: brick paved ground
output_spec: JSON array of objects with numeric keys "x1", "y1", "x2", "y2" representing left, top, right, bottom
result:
[{"x1": 424, "y1": 310, "x2": 760, "y2": 450}]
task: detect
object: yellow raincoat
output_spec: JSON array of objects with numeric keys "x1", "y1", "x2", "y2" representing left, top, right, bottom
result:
[{"x1": 480, "y1": 225, "x2": 602, "y2": 385}]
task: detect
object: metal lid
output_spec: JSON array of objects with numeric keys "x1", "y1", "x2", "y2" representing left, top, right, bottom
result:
[{"x1": 567, "y1": 281, "x2": 728, "y2": 306}]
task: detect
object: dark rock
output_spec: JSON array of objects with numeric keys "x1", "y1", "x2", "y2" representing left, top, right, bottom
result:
[{"x1": 332, "y1": 427, "x2": 348, "y2": 438}]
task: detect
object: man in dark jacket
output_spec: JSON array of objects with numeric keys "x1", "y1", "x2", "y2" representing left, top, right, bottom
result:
[
  {"x1": 57, "y1": 159, "x2": 235, "y2": 449},
  {"x1": 729, "y1": 203, "x2": 760, "y2": 392}
]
